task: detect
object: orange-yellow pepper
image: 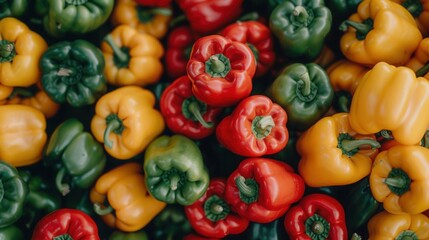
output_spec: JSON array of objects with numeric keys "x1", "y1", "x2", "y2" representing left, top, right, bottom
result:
[
  {"x1": 0, "y1": 17, "x2": 48, "y2": 87},
  {"x1": 296, "y1": 112, "x2": 380, "y2": 187},
  {"x1": 370, "y1": 145, "x2": 429, "y2": 214},
  {"x1": 349, "y1": 62, "x2": 429, "y2": 145},
  {"x1": 0, "y1": 84, "x2": 13, "y2": 101},
  {"x1": 391, "y1": 0, "x2": 429, "y2": 37},
  {"x1": 0, "y1": 104, "x2": 47, "y2": 167},
  {"x1": 90, "y1": 162, "x2": 166, "y2": 232},
  {"x1": 91, "y1": 86, "x2": 165, "y2": 160},
  {"x1": 339, "y1": 0, "x2": 422, "y2": 66},
  {"x1": 101, "y1": 24, "x2": 164, "y2": 87},
  {"x1": 405, "y1": 37, "x2": 429, "y2": 78}
]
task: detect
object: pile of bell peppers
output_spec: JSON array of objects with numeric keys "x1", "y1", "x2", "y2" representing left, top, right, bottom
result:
[{"x1": 1, "y1": 0, "x2": 429, "y2": 239}]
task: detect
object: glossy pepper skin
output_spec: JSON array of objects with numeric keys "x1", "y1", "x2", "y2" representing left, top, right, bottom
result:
[
  {"x1": 187, "y1": 34, "x2": 256, "y2": 107},
  {"x1": 160, "y1": 75, "x2": 223, "y2": 140},
  {"x1": 284, "y1": 193, "x2": 348, "y2": 240},
  {"x1": 216, "y1": 95, "x2": 289, "y2": 157},
  {"x1": 0, "y1": 17, "x2": 47, "y2": 87},
  {"x1": 90, "y1": 162, "x2": 166, "y2": 232},
  {"x1": 406, "y1": 37, "x2": 429, "y2": 78},
  {"x1": 0, "y1": 160, "x2": 28, "y2": 228},
  {"x1": 91, "y1": 86, "x2": 165, "y2": 160},
  {"x1": 349, "y1": 62, "x2": 429, "y2": 145},
  {"x1": 246, "y1": 218, "x2": 288, "y2": 240},
  {"x1": 44, "y1": 118, "x2": 106, "y2": 196},
  {"x1": 0, "y1": 225, "x2": 24, "y2": 240},
  {"x1": 224, "y1": 158, "x2": 305, "y2": 223},
  {"x1": 144, "y1": 134, "x2": 210, "y2": 206},
  {"x1": 339, "y1": 0, "x2": 422, "y2": 66},
  {"x1": 269, "y1": 0, "x2": 332, "y2": 61},
  {"x1": 370, "y1": 145, "x2": 429, "y2": 214},
  {"x1": 0, "y1": 0, "x2": 27, "y2": 18},
  {"x1": 40, "y1": 39, "x2": 107, "y2": 108},
  {"x1": 390, "y1": 0, "x2": 429, "y2": 36},
  {"x1": 150, "y1": 204, "x2": 192, "y2": 240},
  {"x1": 297, "y1": 113, "x2": 380, "y2": 187},
  {"x1": 265, "y1": 62, "x2": 334, "y2": 131},
  {"x1": 31, "y1": 208, "x2": 100, "y2": 240},
  {"x1": 0, "y1": 105, "x2": 47, "y2": 167}
]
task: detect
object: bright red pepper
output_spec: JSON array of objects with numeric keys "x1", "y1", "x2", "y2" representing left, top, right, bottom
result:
[
  {"x1": 31, "y1": 208, "x2": 99, "y2": 240},
  {"x1": 184, "y1": 178, "x2": 249, "y2": 238},
  {"x1": 224, "y1": 158, "x2": 305, "y2": 223},
  {"x1": 134, "y1": 0, "x2": 171, "y2": 7},
  {"x1": 284, "y1": 194, "x2": 348, "y2": 240},
  {"x1": 216, "y1": 95, "x2": 288, "y2": 157},
  {"x1": 160, "y1": 75, "x2": 223, "y2": 139}
]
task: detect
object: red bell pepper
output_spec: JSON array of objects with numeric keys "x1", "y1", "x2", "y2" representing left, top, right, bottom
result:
[
  {"x1": 134, "y1": 0, "x2": 171, "y2": 7},
  {"x1": 220, "y1": 20, "x2": 275, "y2": 78},
  {"x1": 187, "y1": 34, "x2": 256, "y2": 107},
  {"x1": 224, "y1": 158, "x2": 305, "y2": 223},
  {"x1": 216, "y1": 95, "x2": 288, "y2": 157},
  {"x1": 176, "y1": 0, "x2": 243, "y2": 34},
  {"x1": 184, "y1": 178, "x2": 249, "y2": 238},
  {"x1": 31, "y1": 208, "x2": 99, "y2": 240},
  {"x1": 284, "y1": 193, "x2": 348, "y2": 240},
  {"x1": 160, "y1": 75, "x2": 223, "y2": 139}
]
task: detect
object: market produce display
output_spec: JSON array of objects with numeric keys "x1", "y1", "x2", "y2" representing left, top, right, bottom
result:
[{"x1": 1, "y1": 0, "x2": 429, "y2": 239}]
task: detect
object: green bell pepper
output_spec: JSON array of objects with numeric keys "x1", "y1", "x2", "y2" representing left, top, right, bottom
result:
[
  {"x1": 44, "y1": 118, "x2": 106, "y2": 196},
  {"x1": 149, "y1": 204, "x2": 192, "y2": 240},
  {"x1": 0, "y1": 0, "x2": 27, "y2": 19},
  {"x1": 109, "y1": 230, "x2": 148, "y2": 240},
  {"x1": 144, "y1": 134, "x2": 210, "y2": 206},
  {"x1": 265, "y1": 62, "x2": 334, "y2": 131},
  {"x1": 269, "y1": 0, "x2": 332, "y2": 61},
  {"x1": 0, "y1": 160, "x2": 28, "y2": 228},
  {"x1": 40, "y1": 39, "x2": 107, "y2": 108},
  {"x1": 246, "y1": 218, "x2": 289, "y2": 240},
  {"x1": 63, "y1": 189, "x2": 95, "y2": 217},
  {"x1": 326, "y1": 0, "x2": 362, "y2": 27},
  {"x1": 0, "y1": 225, "x2": 24, "y2": 240}
]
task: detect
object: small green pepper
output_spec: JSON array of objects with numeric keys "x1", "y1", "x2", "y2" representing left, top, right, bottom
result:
[
  {"x1": 246, "y1": 218, "x2": 289, "y2": 240},
  {"x1": 0, "y1": 0, "x2": 28, "y2": 19},
  {"x1": 149, "y1": 204, "x2": 192, "y2": 240},
  {"x1": 0, "y1": 225, "x2": 25, "y2": 240},
  {"x1": 108, "y1": 230, "x2": 149, "y2": 240}
]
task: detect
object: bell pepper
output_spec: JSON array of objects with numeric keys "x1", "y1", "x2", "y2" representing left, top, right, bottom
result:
[
  {"x1": 0, "y1": 225, "x2": 24, "y2": 240},
  {"x1": 339, "y1": 0, "x2": 422, "y2": 66},
  {"x1": 160, "y1": 75, "x2": 223, "y2": 140},
  {"x1": 91, "y1": 86, "x2": 165, "y2": 160},
  {"x1": 216, "y1": 95, "x2": 289, "y2": 157},
  {"x1": 144, "y1": 134, "x2": 210, "y2": 205},
  {"x1": 284, "y1": 193, "x2": 348, "y2": 240},
  {"x1": 245, "y1": 218, "x2": 288, "y2": 240},
  {"x1": 220, "y1": 20, "x2": 275, "y2": 78},
  {"x1": 326, "y1": 0, "x2": 362, "y2": 27},
  {"x1": 44, "y1": 118, "x2": 107, "y2": 196},
  {"x1": 150, "y1": 204, "x2": 192, "y2": 240},
  {"x1": 176, "y1": 0, "x2": 243, "y2": 34},
  {"x1": 109, "y1": 230, "x2": 148, "y2": 240},
  {"x1": 184, "y1": 178, "x2": 249, "y2": 238},
  {"x1": 40, "y1": 39, "x2": 107, "y2": 108},
  {"x1": 64, "y1": 189, "x2": 95, "y2": 218},
  {"x1": 0, "y1": 160, "x2": 28, "y2": 228},
  {"x1": 90, "y1": 162, "x2": 166, "y2": 232},
  {"x1": 313, "y1": 45, "x2": 338, "y2": 69},
  {"x1": 0, "y1": 105, "x2": 47, "y2": 167},
  {"x1": 0, "y1": 84, "x2": 13, "y2": 101},
  {"x1": 31, "y1": 208, "x2": 100, "y2": 240},
  {"x1": 297, "y1": 112, "x2": 380, "y2": 187},
  {"x1": 135, "y1": 0, "x2": 172, "y2": 7},
  {"x1": 0, "y1": 0, "x2": 27, "y2": 19},
  {"x1": 184, "y1": 233, "x2": 220, "y2": 240},
  {"x1": 269, "y1": 0, "x2": 332, "y2": 61},
  {"x1": 265, "y1": 62, "x2": 334, "y2": 131},
  {"x1": 406, "y1": 37, "x2": 429, "y2": 78},
  {"x1": 370, "y1": 145, "x2": 429, "y2": 214},
  {"x1": 349, "y1": 62, "x2": 429, "y2": 145},
  {"x1": 0, "y1": 17, "x2": 47, "y2": 87},
  {"x1": 101, "y1": 25, "x2": 164, "y2": 87},
  {"x1": 367, "y1": 210, "x2": 429, "y2": 239},
  {"x1": 224, "y1": 158, "x2": 305, "y2": 223},
  {"x1": 391, "y1": 0, "x2": 429, "y2": 37},
  {"x1": 187, "y1": 34, "x2": 256, "y2": 107}
]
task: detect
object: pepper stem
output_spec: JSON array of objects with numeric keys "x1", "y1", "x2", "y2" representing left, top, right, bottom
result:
[
  {"x1": 209, "y1": 56, "x2": 225, "y2": 73},
  {"x1": 93, "y1": 202, "x2": 114, "y2": 216},
  {"x1": 104, "y1": 114, "x2": 123, "y2": 149},
  {"x1": 55, "y1": 168, "x2": 70, "y2": 196},
  {"x1": 235, "y1": 176, "x2": 259, "y2": 204},
  {"x1": 57, "y1": 68, "x2": 74, "y2": 77},
  {"x1": 335, "y1": 91, "x2": 351, "y2": 112},
  {"x1": 0, "y1": 40, "x2": 15, "y2": 62},
  {"x1": 396, "y1": 230, "x2": 418, "y2": 240},
  {"x1": 169, "y1": 174, "x2": 180, "y2": 191},
  {"x1": 53, "y1": 234, "x2": 73, "y2": 240},
  {"x1": 402, "y1": 0, "x2": 423, "y2": 17},
  {"x1": 103, "y1": 35, "x2": 130, "y2": 68},
  {"x1": 205, "y1": 54, "x2": 231, "y2": 77},
  {"x1": 384, "y1": 168, "x2": 411, "y2": 196},
  {"x1": 339, "y1": 19, "x2": 374, "y2": 40},
  {"x1": 252, "y1": 115, "x2": 275, "y2": 139},
  {"x1": 383, "y1": 177, "x2": 407, "y2": 188},
  {"x1": 341, "y1": 139, "x2": 381, "y2": 152},
  {"x1": 415, "y1": 63, "x2": 429, "y2": 77},
  {"x1": 420, "y1": 130, "x2": 429, "y2": 148},
  {"x1": 187, "y1": 100, "x2": 214, "y2": 128},
  {"x1": 237, "y1": 11, "x2": 260, "y2": 22},
  {"x1": 305, "y1": 214, "x2": 330, "y2": 239},
  {"x1": 293, "y1": 6, "x2": 309, "y2": 24},
  {"x1": 203, "y1": 195, "x2": 230, "y2": 222},
  {"x1": 351, "y1": 233, "x2": 362, "y2": 240},
  {"x1": 299, "y1": 71, "x2": 312, "y2": 96}
]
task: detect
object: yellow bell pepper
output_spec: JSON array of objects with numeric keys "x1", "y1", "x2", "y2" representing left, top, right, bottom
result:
[
  {"x1": 406, "y1": 37, "x2": 429, "y2": 78},
  {"x1": 339, "y1": 0, "x2": 422, "y2": 66},
  {"x1": 0, "y1": 84, "x2": 13, "y2": 101},
  {"x1": 370, "y1": 145, "x2": 429, "y2": 214},
  {"x1": 90, "y1": 162, "x2": 166, "y2": 232},
  {"x1": 101, "y1": 24, "x2": 164, "y2": 87},
  {"x1": 0, "y1": 17, "x2": 48, "y2": 87},
  {"x1": 296, "y1": 112, "x2": 380, "y2": 187},
  {"x1": 390, "y1": 0, "x2": 429, "y2": 37},
  {"x1": 368, "y1": 211, "x2": 429, "y2": 240},
  {"x1": 91, "y1": 86, "x2": 165, "y2": 160},
  {"x1": 0, "y1": 105, "x2": 47, "y2": 167},
  {"x1": 349, "y1": 62, "x2": 429, "y2": 145}
]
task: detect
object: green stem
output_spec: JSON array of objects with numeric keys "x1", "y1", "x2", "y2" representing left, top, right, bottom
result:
[
  {"x1": 235, "y1": 176, "x2": 259, "y2": 204},
  {"x1": 169, "y1": 14, "x2": 187, "y2": 28},
  {"x1": 187, "y1": 100, "x2": 213, "y2": 128},
  {"x1": 0, "y1": 40, "x2": 15, "y2": 62},
  {"x1": 55, "y1": 168, "x2": 70, "y2": 196},
  {"x1": 237, "y1": 11, "x2": 260, "y2": 22},
  {"x1": 336, "y1": 93, "x2": 351, "y2": 113},
  {"x1": 341, "y1": 139, "x2": 381, "y2": 152},
  {"x1": 8, "y1": 87, "x2": 35, "y2": 99},
  {"x1": 65, "y1": 0, "x2": 88, "y2": 5},
  {"x1": 293, "y1": 6, "x2": 309, "y2": 24},
  {"x1": 351, "y1": 233, "x2": 362, "y2": 240},
  {"x1": 420, "y1": 130, "x2": 429, "y2": 148},
  {"x1": 208, "y1": 56, "x2": 225, "y2": 73},
  {"x1": 104, "y1": 114, "x2": 123, "y2": 149},
  {"x1": 93, "y1": 202, "x2": 114, "y2": 216},
  {"x1": 103, "y1": 35, "x2": 130, "y2": 68},
  {"x1": 169, "y1": 174, "x2": 180, "y2": 191},
  {"x1": 57, "y1": 68, "x2": 74, "y2": 77},
  {"x1": 396, "y1": 230, "x2": 418, "y2": 240},
  {"x1": 383, "y1": 177, "x2": 407, "y2": 188},
  {"x1": 299, "y1": 72, "x2": 312, "y2": 96},
  {"x1": 402, "y1": 0, "x2": 423, "y2": 17},
  {"x1": 339, "y1": 19, "x2": 373, "y2": 40},
  {"x1": 384, "y1": 168, "x2": 411, "y2": 196},
  {"x1": 415, "y1": 63, "x2": 429, "y2": 77},
  {"x1": 203, "y1": 195, "x2": 230, "y2": 222},
  {"x1": 205, "y1": 54, "x2": 231, "y2": 77},
  {"x1": 252, "y1": 115, "x2": 275, "y2": 139},
  {"x1": 305, "y1": 214, "x2": 330, "y2": 239},
  {"x1": 53, "y1": 234, "x2": 73, "y2": 240}
]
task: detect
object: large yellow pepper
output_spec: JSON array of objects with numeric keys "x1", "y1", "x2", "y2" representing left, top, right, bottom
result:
[
  {"x1": 0, "y1": 17, "x2": 48, "y2": 87},
  {"x1": 368, "y1": 211, "x2": 429, "y2": 240},
  {"x1": 390, "y1": 0, "x2": 429, "y2": 37},
  {"x1": 0, "y1": 105, "x2": 47, "y2": 167},
  {"x1": 91, "y1": 86, "x2": 165, "y2": 160},
  {"x1": 349, "y1": 62, "x2": 429, "y2": 145},
  {"x1": 340, "y1": 0, "x2": 422, "y2": 66},
  {"x1": 90, "y1": 162, "x2": 166, "y2": 232},
  {"x1": 406, "y1": 37, "x2": 429, "y2": 78},
  {"x1": 296, "y1": 112, "x2": 380, "y2": 187}
]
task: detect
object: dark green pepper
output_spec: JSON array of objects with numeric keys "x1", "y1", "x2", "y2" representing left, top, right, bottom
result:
[
  {"x1": 109, "y1": 230, "x2": 148, "y2": 240},
  {"x1": 0, "y1": 0, "x2": 28, "y2": 19},
  {"x1": 144, "y1": 134, "x2": 210, "y2": 206},
  {"x1": 44, "y1": 118, "x2": 106, "y2": 196},
  {"x1": 0, "y1": 225, "x2": 24, "y2": 240},
  {"x1": 326, "y1": 0, "x2": 362, "y2": 27},
  {"x1": 265, "y1": 63, "x2": 334, "y2": 131},
  {"x1": 269, "y1": 0, "x2": 332, "y2": 61},
  {"x1": 40, "y1": 39, "x2": 107, "y2": 107},
  {"x1": 246, "y1": 218, "x2": 289, "y2": 240},
  {"x1": 149, "y1": 204, "x2": 192, "y2": 240}
]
